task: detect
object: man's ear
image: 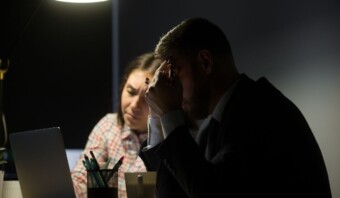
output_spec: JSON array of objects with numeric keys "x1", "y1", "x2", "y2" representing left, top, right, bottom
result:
[{"x1": 197, "y1": 49, "x2": 213, "y2": 74}]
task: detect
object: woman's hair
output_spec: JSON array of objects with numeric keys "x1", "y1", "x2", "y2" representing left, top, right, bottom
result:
[{"x1": 116, "y1": 52, "x2": 161, "y2": 127}]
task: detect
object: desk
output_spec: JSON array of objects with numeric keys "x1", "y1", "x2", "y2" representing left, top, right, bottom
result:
[{"x1": 2, "y1": 181, "x2": 22, "y2": 198}]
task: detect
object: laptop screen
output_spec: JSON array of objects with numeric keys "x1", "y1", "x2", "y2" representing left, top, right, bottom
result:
[{"x1": 9, "y1": 127, "x2": 76, "y2": 198}]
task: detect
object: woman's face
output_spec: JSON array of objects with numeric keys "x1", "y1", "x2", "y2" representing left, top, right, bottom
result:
[{"x1": 121, "y1": 69, "x2": 153, "y2": 133}]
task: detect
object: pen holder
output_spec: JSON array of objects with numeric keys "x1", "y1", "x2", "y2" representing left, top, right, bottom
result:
[{"x1": 87, "y1": 169, "x2": 118, "y2": 198}]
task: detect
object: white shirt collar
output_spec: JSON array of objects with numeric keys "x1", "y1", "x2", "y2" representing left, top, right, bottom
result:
[{"x1": 211, "y1": 79, "x2": 240, "y2": 122}]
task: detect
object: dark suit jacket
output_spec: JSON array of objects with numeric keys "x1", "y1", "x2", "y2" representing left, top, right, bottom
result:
[{"x1": 140, "y1": 74, "x2": 332, "y2": 198}]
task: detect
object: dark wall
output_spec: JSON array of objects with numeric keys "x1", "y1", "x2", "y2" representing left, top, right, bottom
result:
[
  {"x1": 1, "y1": 0, "x2": 113, "y2": 148},
  {"x1": 118, "y1": 0, "x2": 340, "y2": 196}
]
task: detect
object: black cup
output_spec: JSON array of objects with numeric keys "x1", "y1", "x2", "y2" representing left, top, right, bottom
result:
[{"x1": 87, "y1": 169, "x2": 118, "y2": 198}]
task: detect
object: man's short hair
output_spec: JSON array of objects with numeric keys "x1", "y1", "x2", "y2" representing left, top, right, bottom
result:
[{"x1": 155, "y1": 17, "x2": 232, "y2": 59}]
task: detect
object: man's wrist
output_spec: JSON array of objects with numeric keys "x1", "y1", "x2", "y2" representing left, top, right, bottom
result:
[
  {"x1": 160, "y1": 109, "x2": 186, "y2": 138},
  {"x1": 147, "y1": 116, "x2": 164, "y2": 146}
]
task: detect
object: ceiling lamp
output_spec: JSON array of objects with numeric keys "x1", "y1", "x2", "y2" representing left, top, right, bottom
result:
[{"x1": 55, "y1": 0, "x2": 108, "y2": 3}]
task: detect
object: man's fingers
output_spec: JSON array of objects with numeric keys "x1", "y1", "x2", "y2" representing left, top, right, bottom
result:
[{"x1": 158, "y1": 60, "x2": 168, "y2": 71}]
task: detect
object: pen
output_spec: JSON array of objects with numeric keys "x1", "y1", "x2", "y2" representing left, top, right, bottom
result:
[
  {"x1": 84, "y1": 154, "x2": 107, "y2": 187},
  {"x1": 106, "y1": 156, "x2": 124, "y2": 181},
  {"x1": 112, "y1": 156, "x2": 124, "y2": 171},
  {"x1": 82, "y1": 160, "x2": 89, "y2": 170},
  {"x1": 84, "y1": 154, "x2": 101, "y2": 186},
  {"x1": 84, "y1": 154, "x2": 94, "y2": 170},
  {"x1": 104, "y1": 157, "x2": 112, "y2": 169},
  {"x1": 83, "y1": 160, "x2": 97, "y2": 188},
  {"x1": 90, "y1": 159, "x2": 100, "y2": 171},
  {"x1": 90, "y1": 152, "x2": 110, "y2": 188},
  {"x1": 90, "y1": 151, "x2": 100, "y2": 170}
]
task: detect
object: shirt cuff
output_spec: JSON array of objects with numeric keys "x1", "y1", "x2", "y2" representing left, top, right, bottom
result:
[
  {"x1": 147, "y1": 115, "x2": 164, "y2": 147},
  {"x1": 160, "y1": 109, "x2": 186, "y2": 138}
]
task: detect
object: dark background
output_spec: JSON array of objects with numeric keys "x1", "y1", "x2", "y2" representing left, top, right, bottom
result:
[
  {"x1": 1, "y1": 0, "x2": 113, "y2": 149},
  {"x1": 1, "y1": 0, "x2": 339, "y2": 195}
]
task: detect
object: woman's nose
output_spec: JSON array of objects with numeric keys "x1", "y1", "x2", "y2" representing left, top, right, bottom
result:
[{"x1": 131, "y1": 93, "x2": 146, "y2": 108}]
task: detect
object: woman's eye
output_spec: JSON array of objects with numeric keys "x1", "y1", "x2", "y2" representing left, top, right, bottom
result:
[{"x1": 126, "y1": 88, "x2": 137, "y2": 96}]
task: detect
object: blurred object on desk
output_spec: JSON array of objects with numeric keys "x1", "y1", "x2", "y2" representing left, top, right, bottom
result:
[
  {"x1": 125, "y1": 172, "x2": 156, "y2": 198},
  {"x1": 2, "y1": 181, "x2": 22, "y2": 198}
]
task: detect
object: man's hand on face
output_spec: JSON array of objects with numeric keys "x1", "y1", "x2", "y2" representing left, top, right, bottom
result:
[{"x1": 145, "y1": 60, "x2": 183, "y2": 117}]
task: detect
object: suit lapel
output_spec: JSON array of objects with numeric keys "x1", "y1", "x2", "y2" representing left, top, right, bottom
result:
[
  {"x1": 204, "y1": 118, "x2": 220, "y2": 160},
  {"x1": 204, "y1": 74, "x2": 255, "y2": 160}
]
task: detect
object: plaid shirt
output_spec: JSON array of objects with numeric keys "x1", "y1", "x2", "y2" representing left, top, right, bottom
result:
[{"x1": 71, "y1": 113, "x2": 147, "y2": 198}]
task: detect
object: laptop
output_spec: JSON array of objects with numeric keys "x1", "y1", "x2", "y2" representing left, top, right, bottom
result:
[{"x1": 9, "y1": 127, "x2": 76, "y2": 198}]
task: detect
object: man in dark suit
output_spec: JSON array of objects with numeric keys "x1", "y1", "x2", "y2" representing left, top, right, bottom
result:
[{"x1": 141, "y1": 17, "x2": 332, "y2": 198}]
